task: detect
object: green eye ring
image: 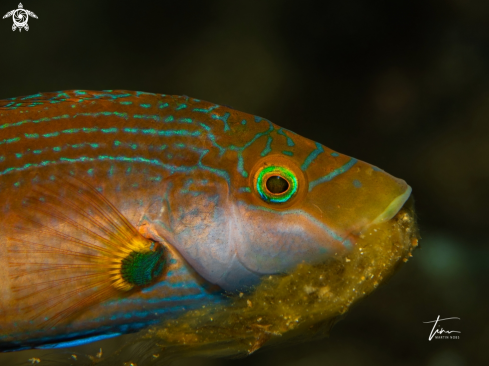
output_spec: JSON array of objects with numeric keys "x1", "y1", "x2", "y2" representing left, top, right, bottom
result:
[{"x1": 256, "y1": 165, "x2": 298, "y2": 203}]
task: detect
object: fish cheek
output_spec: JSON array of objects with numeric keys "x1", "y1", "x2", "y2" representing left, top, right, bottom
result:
[
  {"x1": 147, "y1": 173, "x2": 242, "y2": 288},
  {"x1": 235, "y1": 203, "x2": 346, "y2": 275}
]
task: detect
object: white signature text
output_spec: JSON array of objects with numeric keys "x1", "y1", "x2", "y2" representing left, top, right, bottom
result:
[{"x1": 423, "y1": 315, "x2": 461, "y2": 341}]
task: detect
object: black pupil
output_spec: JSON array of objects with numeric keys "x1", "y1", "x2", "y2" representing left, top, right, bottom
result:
[{"x1": 266, "y1": 176, "x2": 289, "y2": 194}]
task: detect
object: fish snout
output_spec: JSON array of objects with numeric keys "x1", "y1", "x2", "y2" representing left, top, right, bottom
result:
[
  {"x1": 306, "y1": 160, "x2": 412, "y2": 245},
  {"x1": 371, "y1": 185, "x2": 412, "y2": 225}
]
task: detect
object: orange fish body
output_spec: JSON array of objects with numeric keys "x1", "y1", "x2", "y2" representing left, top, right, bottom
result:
[{"x1": 0, "y1": 90, "x2": 411, "y2": 351}]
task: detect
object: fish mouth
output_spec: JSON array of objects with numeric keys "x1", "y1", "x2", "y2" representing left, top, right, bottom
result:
[
  {"x1": 341, "y1": 185, "x2": 413, "y2": 248},
  {"x1": 371, "y1": 185, "x2": 412, "y2": 225}
]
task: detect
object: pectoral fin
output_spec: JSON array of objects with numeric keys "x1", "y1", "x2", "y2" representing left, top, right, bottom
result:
[{"x1": 7, "y1": 176, "x2": 167, "y2": 328}]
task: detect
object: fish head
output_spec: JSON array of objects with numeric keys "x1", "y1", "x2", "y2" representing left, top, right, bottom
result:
[
  {"x1": 230, "y1": 128, "x2": 412, "y2": 284},
  {"x1": 142, "y1": 115, "x2": 411, "y2": 292}
]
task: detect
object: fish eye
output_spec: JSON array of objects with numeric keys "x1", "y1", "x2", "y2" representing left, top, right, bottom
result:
[
  {"x1": 266, "y1": 176, "x2": 289, "y2": 194},
  {"x1": 256, "y1": 165, "x2": 298, "y2": 204}
]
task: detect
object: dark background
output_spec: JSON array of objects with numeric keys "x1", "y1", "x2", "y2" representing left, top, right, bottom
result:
[{"x1": 1, "y1": 1, "x2": 487, "y2": 365}]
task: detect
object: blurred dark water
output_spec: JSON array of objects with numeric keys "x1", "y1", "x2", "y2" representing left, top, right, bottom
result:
[{"x1": 0, "y1": 0, "x2": 487, "y2": 365}]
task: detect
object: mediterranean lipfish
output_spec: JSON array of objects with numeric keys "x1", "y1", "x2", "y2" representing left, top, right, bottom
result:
[{"x1": 0, "y1": 90, "x2": 411, "y2": 352}]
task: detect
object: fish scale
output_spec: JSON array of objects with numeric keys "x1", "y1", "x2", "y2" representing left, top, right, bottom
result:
[
  {"x1": 0, "y1": 91, "x2": 290, "y2": 194},
  {"x1": 0, "y1": 90, "x2": 412, "y2": 351}
]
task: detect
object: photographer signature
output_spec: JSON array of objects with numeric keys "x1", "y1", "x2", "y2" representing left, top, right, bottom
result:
[{"x1": 423, "y1": 315, "x2": 461, "y2": 341}]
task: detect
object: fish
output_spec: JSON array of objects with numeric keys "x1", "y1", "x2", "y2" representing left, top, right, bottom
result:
[{"x1": 0, "y1": 90, "x2": 413, "y2": 354}]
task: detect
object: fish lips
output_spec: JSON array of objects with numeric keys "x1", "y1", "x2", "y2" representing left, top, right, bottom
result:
[{"x1": 342, "y1": 186, "x2": 414, "y2": 247}]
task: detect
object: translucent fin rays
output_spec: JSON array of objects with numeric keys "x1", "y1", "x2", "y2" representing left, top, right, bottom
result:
[{"x1": 7, "y1": 175, "x2": 166, "y2": 328}]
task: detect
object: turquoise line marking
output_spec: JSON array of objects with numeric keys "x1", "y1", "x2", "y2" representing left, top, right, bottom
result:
[
  {"x1": 119, "y1": 101, "x2": 132, "y2": 105},
  {"x1": 56, "y1": 92, "x2": 71, "y2": 99},
  {"x1": 140, "y1": 103, "x2": 151, "y2": 108},
  {"x1": 73, "y1": 111, "x2": 128, "y2": 120},
  {"x1": 237, "y1": 154, "x2": 247, "y2": 177},
  {"x1": 134, "y1": 114, "x2": 160, "y2": 122},
  {"x1": 36, "y1": 333, "x2": 122, "y2": 350},
  {"x1": 301, "y1": 142, "x2": 324, "y2": 170},
  {"x1": 201, "y1": 119, "x2": 275, "y2": 177},
  {"x1": 25, "y1": 133, "x2": 39, "y2": 138},
  {"x1": 159, "y1": 102, "x2": 169, "y2": 109},
  {"x1": 0, "y1": 153, "x2": 231, "y2": 186},
  {"x1": 241, "y1": 119, "x2": 247, "y2": 125},
  {"x1": 211, "y1": 112, "x2": 230, "y2": 132},
  {"x1": 72, "y1": 91, "x2": 133, "y2": 100},
  {"x1": 282, "y1": 150, "x2": 293, "y2": 156},
  {"x1": 176, "y1": 104, "x2": 187, "y2": 110},
  {"x1": 331, "y1": 152, "x2": 339, "y2": 157},
  {"x1": 63, "y1": 127, "x2": 98, "y2": 133},
  {"x1": 0, "y1": 114, "x2": 71, "y2": 130},
  {"x1": 308, "y1": 158, "x2": 358, "y2": 191},
  {"x1": 200, "y1": 123, "x2": 211, "y2": 132},
  {"x1": 9, "y1": 141, "x2": 107, "y2": 160},
  {"x1": 180, "y1": 118, "x2": 192, "y2": 123},
  {"x1": 101, "y1": 127, "x2": 117, "y2": 133},
  {"x1": 164, "y1": 115, "x2": 174, "y2": 122},
  {"x1": 239, "y1": 187, "x2": 251, "y2": 193},
  {"x1": 0, "y1": 111, "x2": 129, "y2": 131},
  {"x1": 122, "y1": 128, "x2": 200, "y2": 137},
  {"x1": 193, "y1": 105, "x2": 218, "y2": 113},
  {"x1": 136, "y1": 91, "x2": 156, "y2": 97},
  {"x1": 0, "y1": 137, "x2": 20, "y2": 145},
  {"x1": 20, "y1": 93, "x2": 43, "y2": 100},
  {"x1": 277, "y1": 128, "x2": 295, "y2": 147},
  {"x1": 198, "y1": 123, "x2": 226, "y2": 156},
  {"x1": 261, "y1": 136, "x2": 273, "y2": 157},
  {"x1": 0, "y1": 126, "x2": 201, "y2": 153},
  {"x1": 3, "y1": 90, "x2": 133, "y2": 109}
]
